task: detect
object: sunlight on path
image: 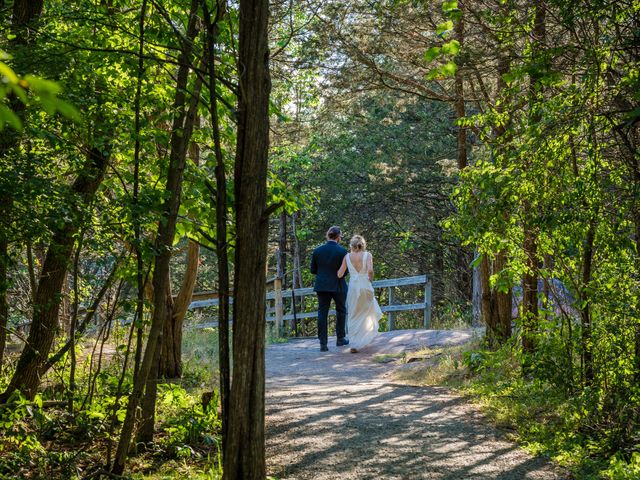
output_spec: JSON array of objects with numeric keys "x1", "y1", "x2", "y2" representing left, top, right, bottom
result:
[{"x1": 265, "y1": 329, "x2": 567, "y2": 480}]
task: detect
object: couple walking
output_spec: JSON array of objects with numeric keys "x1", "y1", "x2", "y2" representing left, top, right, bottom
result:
[{"x1": 310, "y1": 226, "x2": 383, "y2": 352}]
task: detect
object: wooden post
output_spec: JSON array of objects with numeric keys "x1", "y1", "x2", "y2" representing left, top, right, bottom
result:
[
  {"x1": 424, "y1": 278, "x2": 432, "y2": 329},
  {"x1": 274, "y1": 277, "x2": 283, "y2": 335},
  {"x1": 387, "y1": 287, "x2": 396, "y2": 331}
]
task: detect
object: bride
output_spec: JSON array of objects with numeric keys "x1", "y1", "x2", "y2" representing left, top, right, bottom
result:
[{"x1": 337, "y1": 235, "x2": 383, "y2": 353}]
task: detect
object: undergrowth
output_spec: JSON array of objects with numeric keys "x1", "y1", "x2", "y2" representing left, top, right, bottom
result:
[
  {"x1": 394, "y1": 339, "x2": 640, "y2": 480},
  {"x1": 0, "y1": 328, "x2": 223, "y2": 479}
]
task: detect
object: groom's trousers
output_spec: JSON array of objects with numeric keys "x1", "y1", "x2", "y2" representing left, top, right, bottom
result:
[{"x1": 316, "y1": 291, "x2": 347, "y2": 347}]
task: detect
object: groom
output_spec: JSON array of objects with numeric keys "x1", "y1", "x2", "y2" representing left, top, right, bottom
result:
[{"x1": 310, "y1": 226, "x2": 349, "y2": 351}]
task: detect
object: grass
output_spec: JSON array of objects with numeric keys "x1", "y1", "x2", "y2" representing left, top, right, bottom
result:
[
  {"x1": 389, "y1": 340, "x2": 640, "y2": 480},
  {"x1": 391, "y1": 342, "x2": 477, "y2": 387},
  {"x1": 372, "y1": 352, "x2": 405, "y2": 363}
]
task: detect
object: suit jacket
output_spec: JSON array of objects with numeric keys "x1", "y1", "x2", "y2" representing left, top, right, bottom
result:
[{"x1": 310, "y1": 241, "x2": 348, "y2": 292}]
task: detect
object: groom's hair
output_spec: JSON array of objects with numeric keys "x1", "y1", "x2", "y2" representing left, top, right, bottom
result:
[{"x1": 326, "y1": 226, "x2": 341, "y2": 240}]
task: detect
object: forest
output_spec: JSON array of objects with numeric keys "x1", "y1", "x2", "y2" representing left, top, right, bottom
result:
[{"x1": 0, "y1": 0, "x2": 638, "y2": 478}]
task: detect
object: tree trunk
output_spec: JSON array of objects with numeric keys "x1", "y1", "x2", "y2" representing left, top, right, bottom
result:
[
  {"x1": 26, "y1": 241, "x2": 37, "y2": 303},
  {"x1": 479, "y1": 255, "x2": 498, "y2": 345},
  {"x1": 158, "y1": 112, "x2": 202, "y2": 380},
  {"x1": 491, "y1": 43, "x2": 513, "y2": 344},
  {"x1": 111, "y1": 1, "x2": 200, "y2": 472},
  {"x1": 454, "y1": 7, "x2": 466, "y2": 171},
  {"x1": 135, "y1": 42, "x2": 203, "y2": 449},
  {"x1": 0, "y1": 0, "x2": 46, "y2": 373},
  {"x1": 521, "y1": 0, "x2": 545, "y2": 359},
  {"x1": 452, "y1": 9, "x2": 472, "y2": 303},
  {"x1": 277, "y1": 212, "x2": 287, "y2": 282},
  {"x1": 12, "y1": 0, "x2": 44, "y2": 26},
  {"x1": 203, "y1": 0, "x2": 230, "y2": 460},
  {"x1": 159, "y1": 239, "x2": 200, "y2": 378},
  {"x1": 635, "y1": 212, "x2": 640, "y2": 384},
  {"x1": 291, "y1": 211, "x2": 303, "y2": 335},
  {"x1": 581, "y1": 221, "x2": 595, "y2": 384},
  {"x1": 0, "y1": 148, "x2": 108, "y2": 402},
  {"x1": 223, "y1": 0, "x2": 271, "y2": 477},
  {"x1": 0, "y1": 225, "x2": 8, "y2": 372},
  {"x1": 471, "y1": 251, "x2": 481, "y2": 326},
  {"x1": 521, "y1": 219, "x2": 538, "y2": 355},
  {"x1": 494, "y1": 251, "x2": 512, "y2": 340}
]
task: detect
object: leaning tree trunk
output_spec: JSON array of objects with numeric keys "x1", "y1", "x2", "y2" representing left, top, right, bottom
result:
[
  {"x1": 0, "y1": 147, "x2": 108, "y2": 402},
  {"x1": 111, "y1": 0, "x2": 200, "y2": 472},
  {"x1": 135, "y1": 29, "x2": 203, "y2": 450},
  {"x1": 223, "y1": 0, "x2": 271, "y2": 477},
  {"x1": 137, "y1": 82, "x2": 203, "y2": 447}
]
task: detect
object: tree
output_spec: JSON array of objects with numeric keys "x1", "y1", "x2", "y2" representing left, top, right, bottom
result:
[
  {"x1": 223, "y1": 0, "x2": 272, "y2": 476},
  {"x1": 111, "y1": 0, "x2": 201, "y2": 471}
]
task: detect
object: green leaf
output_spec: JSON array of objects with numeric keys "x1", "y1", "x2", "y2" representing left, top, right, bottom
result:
[
  {"x1": 442, "y1": 0, "x2": 458, "y2": 11},
  {"x1": 11, "y1": 84, "x2": 27, "y2": 104},
  {"x1": 440, "y1": 61, "x2": 458, "y2": 77},
  {"x1": 436, "y1": 20, "x2": 454, "y2": 37},
  {"x1": 0, "y1": 62, "x2": 18, "y2": 84},
  {"x1": 426, "y1": 68, "x2": 439, "y2": 81},
  {"x1": 54, "y1": 99, "x2": 82, "y2": 122},
  {"x1": 448, "y1": 9, "x2": 463, "y2": 21},
  {"x1": 441, "y1": 40, "x2": 461, "y2": 56},
  {"x1": 424, "y1": 46, "x2": 441, "y2": 62},
  {"x1": 501, "y1": 71, "x2": 516, "y2": 85},
  {"x1": 23, "y1": 75, "x2": 61, "y2": 95},
  {"x1": 0, "y1": 105, "x2": 22, "y2": 131}
]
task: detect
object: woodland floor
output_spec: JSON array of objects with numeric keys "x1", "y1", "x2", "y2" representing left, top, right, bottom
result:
[{"x1": 265, "y1": 329, "x2": 569, "y2": 480}]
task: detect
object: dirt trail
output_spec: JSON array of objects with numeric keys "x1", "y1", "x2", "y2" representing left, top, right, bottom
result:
[{"x1": 265, "y1": 329, "x2": 568, "y2": 480}]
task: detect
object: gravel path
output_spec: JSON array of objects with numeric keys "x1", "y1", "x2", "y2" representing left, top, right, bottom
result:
[{"x1": 266, "y1": 329, "x2": 568, "y2": 480}]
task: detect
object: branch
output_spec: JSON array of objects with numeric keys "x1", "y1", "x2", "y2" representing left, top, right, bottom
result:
[{"x1": 262, "y1": 201, "x2": 286, "y2": 222}]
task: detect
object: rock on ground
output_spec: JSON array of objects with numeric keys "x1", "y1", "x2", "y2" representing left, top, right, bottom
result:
[{"x1": 266, "y1": 329, "x2": 568, "y2": 480}]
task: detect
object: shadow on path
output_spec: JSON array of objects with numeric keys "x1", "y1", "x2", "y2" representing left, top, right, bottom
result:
[{"x1": 265, "y1": 329, "x2": 568, "y2": 480}]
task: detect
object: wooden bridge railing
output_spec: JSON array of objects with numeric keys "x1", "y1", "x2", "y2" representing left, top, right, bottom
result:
[{"x1": 188, "y1": 274, "x2": 432, "y2": 332}]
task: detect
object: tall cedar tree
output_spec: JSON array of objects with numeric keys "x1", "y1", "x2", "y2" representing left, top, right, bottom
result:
[{"x1": 223, "y1": 0, "x2": 272, "y2": 477}]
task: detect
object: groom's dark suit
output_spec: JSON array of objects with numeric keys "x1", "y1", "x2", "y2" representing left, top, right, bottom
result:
[{"x1": 310, "y1": 240, "x2": 348, "y2": 348}]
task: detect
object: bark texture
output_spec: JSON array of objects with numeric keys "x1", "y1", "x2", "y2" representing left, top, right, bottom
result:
[{"x1": 223, "y1": 0, "x2": 271, "y2": 477}]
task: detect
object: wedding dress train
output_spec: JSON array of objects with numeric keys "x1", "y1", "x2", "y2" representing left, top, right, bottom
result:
[{"x1": 346, "y1": 252, "x2": 382, "y2": 349}]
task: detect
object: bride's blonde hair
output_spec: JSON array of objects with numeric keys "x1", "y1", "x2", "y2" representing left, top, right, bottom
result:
[{"x1": 350, "y1": 235, "x2": 366, "y2": 252}]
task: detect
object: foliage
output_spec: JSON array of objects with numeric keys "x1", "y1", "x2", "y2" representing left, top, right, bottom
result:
[
  {"x1": 455, "y1": 341, "x2": 640, "y2": 479},
  {"x1": 1, "y1": 0, "x2": 638, "y2": 476}
]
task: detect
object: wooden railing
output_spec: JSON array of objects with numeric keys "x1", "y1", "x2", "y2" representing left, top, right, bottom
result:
[{"x1": 188, "y1": 274, "x2": 432, "y2": 331}]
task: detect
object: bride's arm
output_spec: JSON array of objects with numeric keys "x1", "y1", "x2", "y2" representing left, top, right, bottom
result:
[
  {"x1": 337, "y1": 256, "x2": 347, "y2": 278},
  {"x1": 367, "y1": 254, "x2": 374, "y2": 282}
]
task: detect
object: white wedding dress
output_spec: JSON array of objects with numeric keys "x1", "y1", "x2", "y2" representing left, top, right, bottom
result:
[{"x1": 346, "y1": 252, "x2": 382, "y2": 349}]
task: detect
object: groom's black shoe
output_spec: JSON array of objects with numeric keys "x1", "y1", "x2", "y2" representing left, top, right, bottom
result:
[
  {"x1": 320, "y1": 345, "x2": 329, "y2": 352},
  {"x1": 336, "y1": 338, "x2": 349, "y2": 346}
]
